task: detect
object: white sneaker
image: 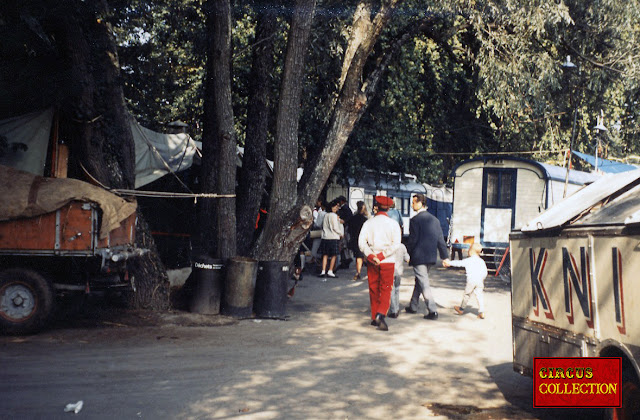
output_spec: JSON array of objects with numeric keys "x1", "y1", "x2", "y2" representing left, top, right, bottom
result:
[{"x1": 327, "y1": 271, "x2": 336, "y2": 278}]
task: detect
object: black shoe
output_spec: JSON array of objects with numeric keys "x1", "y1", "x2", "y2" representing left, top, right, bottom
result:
[
  {"x1": 424, "y1": 312, "x2": 439, "y2": 320},
  {"x1": 375, "y1": 313, "x2": 388, "y2": 331},
  {"x1": 404, "y1": 306, "x2": 417, "y2": 314},
  {"x1": 387, "y1": 312, "x2": 398, "y2": 319},
  {"x1": 371, "y1": 319, "x2": 378, "y2": 326}
]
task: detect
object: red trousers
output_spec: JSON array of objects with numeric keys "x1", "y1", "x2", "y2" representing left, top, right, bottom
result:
[{"x1": 367, "y1": 262, "x2": 395, "y2": 319}]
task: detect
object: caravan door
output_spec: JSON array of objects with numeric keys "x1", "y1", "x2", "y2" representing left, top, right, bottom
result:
[
  {"x1": 481, "y1": 168, "x2": 517, "y2": 246},
  {"x1": 348, "y1": 187, "x2": 365, "y2": 213}
]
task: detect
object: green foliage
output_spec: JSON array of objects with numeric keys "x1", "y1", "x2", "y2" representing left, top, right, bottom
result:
[
  {"x1": 111, "y1": 0, "x2": 206, "y2": 136},
  {"x1": 107, "y1": 0, "x2": 640, "y2": 184},
  {"x1": 468, "y1": 0, "x2": 640, "y2": 162}
]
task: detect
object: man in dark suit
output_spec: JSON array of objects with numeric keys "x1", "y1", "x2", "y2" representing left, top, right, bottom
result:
[{"x1": 405, "y1": 193, "x2": 450, "y2": 320}]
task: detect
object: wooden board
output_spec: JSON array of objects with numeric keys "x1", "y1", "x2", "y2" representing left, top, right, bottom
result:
[
  {"x1": 0, "y1": 201, "x2": 136, "y2": 252},
  {"x1": 98, "y1": 213, "x2": 136, "y2": 248},
  {"x1": 0, "y1": 213, "x2": 57, "y2": 250},
  {"x1": 57, "y1": 202, "x2": 94, "y2": 251}
]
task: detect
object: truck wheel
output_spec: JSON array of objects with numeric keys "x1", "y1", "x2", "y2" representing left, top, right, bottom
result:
[
  {"x1": 608, "y1": 371, "x2": 640, "y2": 420},
  {"x1": 0, "y1": 268, "x2": 55, "y2": 335}
]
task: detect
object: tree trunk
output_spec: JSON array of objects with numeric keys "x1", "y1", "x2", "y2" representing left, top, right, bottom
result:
[
  {"x1": 250, "y1": 0, "x2": 316, "y2": 262},
  {"x1": 201, "y1": 0, "x2": 237, "y2": 260},
  {"x1": 299, "y1": 0, "x2": 401, "y2": 205},
  {"x1": 252, "y1": 1, "x2": 402, "y2": 263},
  {"x1": 55, "y1": 1, "x2": 169, "y2": 309},
  {"x1": 236, "y1": 4, "x2": 279, "y2": 256}
]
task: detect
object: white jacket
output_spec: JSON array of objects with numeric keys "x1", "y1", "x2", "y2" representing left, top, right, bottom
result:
[{"x1": 358, "y1": 213, "x2": 401, "y2": 263}]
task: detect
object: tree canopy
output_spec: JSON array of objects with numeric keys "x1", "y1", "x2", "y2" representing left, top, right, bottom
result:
[
  {"x1": 3, "y1": 0, "x2": 640, "y2": 307},
  {"x1": 104, "y1": 0, "x2": 640, "y2": 186}
]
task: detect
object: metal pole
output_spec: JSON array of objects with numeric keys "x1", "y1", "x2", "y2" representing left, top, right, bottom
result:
[
  {"x1": 563, "y1": 104, "x2": 579, "y2": 198},
  {"x1": 595, "y1": 134, "x2": 599, "y2": 172}
]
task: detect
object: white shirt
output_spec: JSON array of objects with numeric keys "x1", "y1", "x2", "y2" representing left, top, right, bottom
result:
[
  {"x1": 314, "y1": 209, "x2": 326, "y2": 230},
  {"x1": 358, "y1": 213, "x2": 401, "y2": 263},
  {"x1": 394, "y1": 243, "x2": 410, "y2": 276},
  {"x1": 447, "y1": 255, "x2": 488, "y2": 285}
]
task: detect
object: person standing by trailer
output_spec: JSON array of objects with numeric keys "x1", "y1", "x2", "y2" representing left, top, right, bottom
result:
[
  {"x1": 348, "y1": 201, "x2": 369, "y2": 280},
  {"x1": 336, "y1": 196, "x2": 353, "y2": 270},
  {"x1": 310, "y1": 199, "x2": 326, "y2": 264},
  {"x1": 358, "y1": 196, "x2": 401, "y2": 331},
  {"x1": 405, "y1": 193, "x2": 450, "y2": 320},
  {"x1": 386, "y1": 197, "x2": 404, "y2": 235},
  {"x1": 388, "y1": 242, "x2": 410, "y2": 318},
  {"x1": 318, "y1": 200, "x2": 343, "y2": 278}
]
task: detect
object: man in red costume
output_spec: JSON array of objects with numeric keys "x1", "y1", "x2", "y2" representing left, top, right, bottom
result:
[{"x1": 358, "y1": 196, "x2": 401, "y2": 331}]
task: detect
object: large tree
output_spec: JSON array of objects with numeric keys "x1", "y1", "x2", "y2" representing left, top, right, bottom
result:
[
  {"x1": 0, "y1": 0, "x2": 170, "y2": 309},
  {"x1": 202, "y1": 0, "x2": 439, "y2": 261}
]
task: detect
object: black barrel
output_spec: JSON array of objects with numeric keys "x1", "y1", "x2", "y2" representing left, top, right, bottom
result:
[
  {"x1": 222, "y1": 256, "x2": 258, "y2": 317},
  {"x1": 253, "y1": 261, "x2": 289, "y2": 319},
  {"x1": 189, "y1": 255, "x2": 224, "y2": 314}
]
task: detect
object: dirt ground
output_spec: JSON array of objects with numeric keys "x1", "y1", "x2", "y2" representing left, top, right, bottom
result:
[{"x1": 0, "y1": 260, "x2": 603, "y2": 419}]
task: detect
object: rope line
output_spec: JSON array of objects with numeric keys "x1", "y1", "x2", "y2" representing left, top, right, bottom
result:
[
  {"x1": 79, "y1": 163, "x2": 232, "y2": 199},
  {"x1": 430, "y1": 149, "x2": 569, "y2": 156},
  {"x1": 111, "y1": 189, "x2": 235, "y2": 199}
]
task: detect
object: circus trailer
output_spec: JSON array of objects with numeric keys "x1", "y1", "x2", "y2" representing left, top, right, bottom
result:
[
  {"x1": 448, "y1": 156, "x2": 599, "y2": 277},
  {"x1": 327, "y1": 171, "x2": 452, "y2": 238},
  {"x1": 510, "y1": 169, "x2": 640, "y2": 416}
]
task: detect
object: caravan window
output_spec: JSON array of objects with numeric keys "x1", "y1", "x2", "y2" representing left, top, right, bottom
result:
[
  {"x1": 399, "y1": 197, "x2": 410, "y2": 216},
  {"x1": 485, "y1": 170, "x2": 514, "y2": 208}
]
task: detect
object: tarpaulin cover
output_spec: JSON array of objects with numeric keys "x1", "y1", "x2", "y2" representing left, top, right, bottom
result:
[
  {"x1": 0, "y1": 108, "x2": 54, "y2": 176},
  {"x1": 0, "y1": 109, "x2": 199, "y2": 187},
  {"x1": 573, "y1": 151, "x2": 638, "y2": 174},
  {"x1": 0, "y1": 165, "x2": 137, "y2": 239},
  {"x1": 132, "y1": 121, "x2": 199, "y2": 188}
]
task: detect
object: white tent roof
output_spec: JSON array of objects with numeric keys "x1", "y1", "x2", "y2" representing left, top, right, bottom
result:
[
  {"x1": 237, "y1": 146, "x2": 303, "y2": 181},
  {"x1": 131, "y1": 120, "x2": 199, "y2": 188}
]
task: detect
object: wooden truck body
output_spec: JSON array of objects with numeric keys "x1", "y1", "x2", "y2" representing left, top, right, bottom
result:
[
  {"x1": 510, "y1": 169, "x2": 640, "y2": 417},
  {"x1": 0, "y1": 201, "x2": 144, "y2": 335}
]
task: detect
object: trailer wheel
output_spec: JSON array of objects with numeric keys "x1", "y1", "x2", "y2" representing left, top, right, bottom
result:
[{"x1": 0, "y1": 268, "x2": 55, "y2": 335}]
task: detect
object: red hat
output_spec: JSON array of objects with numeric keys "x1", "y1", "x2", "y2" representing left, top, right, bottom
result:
[{"x1": 374, "y1": 196, "x2": 393, "y2": 208}]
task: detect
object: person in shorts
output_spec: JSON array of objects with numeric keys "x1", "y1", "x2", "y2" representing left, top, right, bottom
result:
[{"x1": 318, "y1": 199, "x2": 343, "y2": 278}]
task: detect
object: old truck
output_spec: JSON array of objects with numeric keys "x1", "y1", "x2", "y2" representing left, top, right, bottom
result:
[
  {"x1": 0, "y1": 165, "x2": 144, "y2": 335},
  {"x1": 510, "y1": 168, "x2": 640, "y2": 417}
]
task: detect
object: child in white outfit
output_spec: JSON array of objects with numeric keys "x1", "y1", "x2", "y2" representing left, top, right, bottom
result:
[
  {"x1": 388, "y1": 243, "x2": 410, "y2": 318},
  {"x1": 442, "y1": 243, "x2": 488, "y2": 319}
]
